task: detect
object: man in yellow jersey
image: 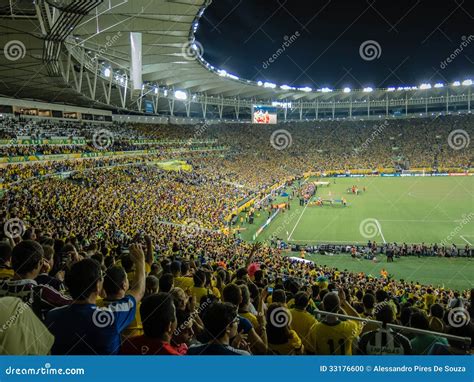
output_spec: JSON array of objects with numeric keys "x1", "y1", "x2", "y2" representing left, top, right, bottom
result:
[
  {"x1": 173, "y1": 261, "x2": 193, "y2": 291},
  {"x1": 306, "y1": 290, "x2": 362, "y2": 355},
  {"x1": 289, "y1": 291, "x2": 317, "y2": 351},
  {"x1": 191, "y1": 269, "x2": 213, "y2": 304}
]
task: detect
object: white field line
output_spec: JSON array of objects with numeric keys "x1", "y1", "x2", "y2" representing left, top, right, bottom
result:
[
  {"x1": 376, "y1": 219, "x2": 387, "y2": 244},
  {"x1": 285, "y1": 178, "x2": 311, "y2": 241},
  {"x1": 289, "y1": 239, "x2": 367, "y2": 243},
  {"x1": 379, "y1": 219, "x2": 465, "y2": 223},
  {"x1": 460, "y1": 235, "x2": 473, "y2": 245},
  {"x1": 288, "y1": 202, "x2": 310, "y2": 241}
]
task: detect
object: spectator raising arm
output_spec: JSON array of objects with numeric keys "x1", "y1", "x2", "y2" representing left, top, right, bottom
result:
[
  {"x1": 338, "y1": 289, "x2": 360, "y2": 318},
  {"x1": 126, "y1": 243, "x2": 146, "y2": 303}
]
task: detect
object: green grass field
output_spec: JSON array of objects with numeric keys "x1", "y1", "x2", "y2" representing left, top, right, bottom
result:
[
  {"x1": 239, "y1": 176, "x2": 474, "y2": 291},
  {"x1": 283, "y1": 252, "x2": 473, "y2": 292}
]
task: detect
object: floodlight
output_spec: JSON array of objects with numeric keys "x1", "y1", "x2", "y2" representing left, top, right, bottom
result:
[
  {"x1": 264, "y1": 82, "x2": 277, "y2": 88},
  {"x1": 174, "y1": 90, "x2": 188, "y2": 101}
]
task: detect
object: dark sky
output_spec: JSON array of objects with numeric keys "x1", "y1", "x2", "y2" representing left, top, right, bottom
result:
[{"x1": 196, "y1": 0, "x2": 474, "y2": 89}]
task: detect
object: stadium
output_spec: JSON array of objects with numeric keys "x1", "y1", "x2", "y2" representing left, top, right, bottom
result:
[{"x1": 0, "y1": 0, "x2": 473, "y2": 365}]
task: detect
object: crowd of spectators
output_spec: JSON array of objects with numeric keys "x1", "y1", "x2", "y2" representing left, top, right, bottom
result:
[{"x1": 0, "y1": 114, "x2": 472, "y2": 356}]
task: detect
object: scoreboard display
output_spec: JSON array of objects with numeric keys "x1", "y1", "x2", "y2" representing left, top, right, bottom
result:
[{"x1": 253, "y1": 105, "x2": 277, "y2": 124}]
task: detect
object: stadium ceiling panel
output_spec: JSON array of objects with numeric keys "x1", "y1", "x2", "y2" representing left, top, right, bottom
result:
[{"x1": 0, "y1": 0, "x2": 472, "y2": 116}]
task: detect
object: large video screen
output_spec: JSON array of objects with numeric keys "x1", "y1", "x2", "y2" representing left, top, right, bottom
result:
[{"x1": 253, "y1": 105, "x2": 277, "y2": 124}]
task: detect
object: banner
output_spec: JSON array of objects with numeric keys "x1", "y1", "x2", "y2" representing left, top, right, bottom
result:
[
  {"x1": 0, "y1": 147, "x2": 228, "y2": 164},
  {"x1": 154, "y1": 160, "x2": 192, "y2": 172},
  {"x1": 0, "y1": 138, "x2": 86, "y2": 146},
  {"x1": 0, "y1": 356, "x2": 471, "y2": 382}
]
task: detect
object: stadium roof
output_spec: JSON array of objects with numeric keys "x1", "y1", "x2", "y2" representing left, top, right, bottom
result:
[{"x1": 0, "y1": 0, "x2": 472, "y2": 114}]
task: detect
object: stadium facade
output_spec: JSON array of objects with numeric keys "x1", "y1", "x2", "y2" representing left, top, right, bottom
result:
[{"x1": 0, "y1": 0, "x2": 473, "y2": 122}]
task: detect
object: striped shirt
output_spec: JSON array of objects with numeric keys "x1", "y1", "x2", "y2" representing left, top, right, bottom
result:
[
  {"x1": 358, "y1": 328, "x2": 412, "y2": 355},
  {"x1": 0, "y1": 278, "x2": 72, "y2": 320}
]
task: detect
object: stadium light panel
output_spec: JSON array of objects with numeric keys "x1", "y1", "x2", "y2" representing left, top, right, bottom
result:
[
  {"x1": 419, "y1": 83, "x2": 432, "y2": 90},
  {"x1": 462, "y1": 79, "x2": 473, "y2": 86},
  {"x1": 281, "y1": 85, "x2": 292, "y2": 90},
  {"x1": 217, "y1": 69, "x2": 227, "y2": 77},
  {"x1": 434, "y1": 83, "x2": 444, "y2": 88},
  {"x1": 257, "y1": 81, "x2": 263, "y2": 86},
  {"x1": 321, "y1": 87, "x2": 333, "y2": 93},
  {"x1": 103, "y1": 68, "x2": 111, "y2": 77},
  {"x1": 299, "y1": 87, "x2": 312, "y2": 92},
  {"x1": 363, "y1": 87, "x2": 373, "y2": 93},
  {"x1": 452, "y1": 81, "x2": 461, "y2": 87},
  {"x1": 163, "y1": 89, "x2": 168, "y2": 97},
  {"x1": 154, "y1": 87, "x2": 159, "y2": 94},
  {"x1": 343, "y1": 87, "x2": 351, "y2": 93},
  {"x1": 387, "y1": 87, "x2": 396, "y2": 92}
]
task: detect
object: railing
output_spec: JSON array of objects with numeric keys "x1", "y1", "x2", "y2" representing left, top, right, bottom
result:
[
  {"x1": 316, "y1": 310, "x2": 471, "y2": 350},
  {"x1": 0, "y1": 146, "x2": 229, "y2": 164}
]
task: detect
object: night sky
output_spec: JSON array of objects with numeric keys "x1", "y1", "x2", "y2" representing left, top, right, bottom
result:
[{"x1": 196, "y1": 0, "x2": 474, "y2": 90}]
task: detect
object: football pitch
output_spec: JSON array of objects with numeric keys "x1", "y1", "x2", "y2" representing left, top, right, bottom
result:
[{"x1": 239, "y1": 176, "x2": 474, "y2": 291}]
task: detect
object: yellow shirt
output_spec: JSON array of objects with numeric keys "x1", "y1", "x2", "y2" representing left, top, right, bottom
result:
[
  {"x1": 174, "y1": 276, "x2": 194, "y2": 292},
  {"x1": 0, "y1": 267, "x2": 14, "y2": 280},
  {"x1": 424, "y1": 294, "x2": 436, "y2": 310},
  {"x1": 307, "y1": 320, "x2": 362, "y2": 355},
  {"x1": 126, "y1": 263, "x2": 151, "y2": 288},
  {"x1": 211, "y1": 286, "x2": 221, "y2": 300},
  {"x1": 240, "y1": 311, "x2": 259, "y2": 332},
  {"x1": 268, "y1": 329, "x2": 303, "y2": 355},
  {"x1": 289, "y1": 309, "x2": 317, "y2": 350},
  {"x1": 192, "y1": 286, "x2": 212, "y2": 305}
]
